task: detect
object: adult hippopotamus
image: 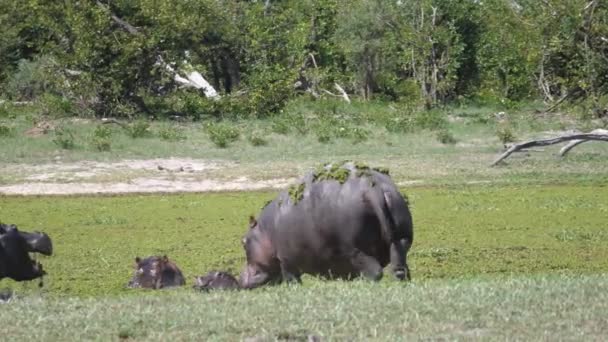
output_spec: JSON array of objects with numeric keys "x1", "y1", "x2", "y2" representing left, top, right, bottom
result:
[
  {"x1": 127, "y1": 255, "x2": 186, "y2": 289},
  {"x1": 239, "y1": 161, "x2": 414, "y2": 289},
  {"x1": 0, "y1": 223, "x2": 53, "y2": 282}
]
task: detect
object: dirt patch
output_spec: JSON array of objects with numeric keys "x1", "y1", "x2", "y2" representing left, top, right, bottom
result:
[
  {"x1": 0, "y1": 157, "x2": 425, "y2": 196},
  {"x1": 0, "y1": 158, "x2": 296, "y2": 195},
  {"x1": 0, "y1": 177, "x2": 294, "y2": 195}
]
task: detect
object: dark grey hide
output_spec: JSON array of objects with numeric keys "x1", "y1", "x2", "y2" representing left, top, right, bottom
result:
[
  {"x1": 0, "y1": 223, "x2": 53, "y2": 282},
  {"x1": 239, "y1": 162, "x2": 413, "y2": 289},
  {"x1": 127, "y1": 255, "x2": 186, "y2": 289},
  {"x1": 193, "y1": 270, "x2": 240, "y2": 292}
]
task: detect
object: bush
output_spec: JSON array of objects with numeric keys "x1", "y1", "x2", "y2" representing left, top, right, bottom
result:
[
  {"x1": 414, "y1": 109, "x2": 448, "y2": 130},
  {"x1": 125, "y1": 120, "x2": 151, "y2": 138},
  {"x1": 496, "y1": 122, "x2": 517, "y2": 144},
  {"x1": 316, "y1": 130, "x2": 332, "y2": 144},
  {"x1": 53, "y1": 125, "x2": 76, "y2": 149},
  {"x1": 38, "y1": 93, "x2": 75, "y2": 118},
  {"x1": 436, "y1": 128, "x2": 457, "y2": 144},
  {"x1": 248, "y1": 131, "x2": 268, "y2": 146},
  {"x1": 206, "y1": 122, "x2": 240, "y2": 148},
  {"x1": 158, "y1": 125, "x2": 187, "y2": 141},
  {"x1": 5, "y1": 56, "x2": 59, "y2": 101},
  {"x1": 271, "y1": 117, "x2": 291, "y2": 135},
  {"x1": 0, "y1": 124, "x2": 13, "y2": 137},
  {"x1": 91, "y1": 125, "x2": 112, "y2": 151},
  {"x1": 384, "y1": 116, "x2": 415, "y2": 133}
]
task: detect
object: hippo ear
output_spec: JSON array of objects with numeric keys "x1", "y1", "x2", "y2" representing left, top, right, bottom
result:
[
  {"x1": 161, "y1": 255, "x2": 169, "y2": 263},
  {"x1": 248, "y1": 215, "x2": 257, "y2": 229},
  {"x1": 135, "y1": 256, "x2": 141, "y2": 264}
]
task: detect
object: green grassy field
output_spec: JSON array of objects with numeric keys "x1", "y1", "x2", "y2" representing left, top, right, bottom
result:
[
  {"x1": 1, "y1": 184, "x2": 608, "y2": 340},
  {"x1": 1, "y1": 184, "x2": 607, "y2": 298},
  {"x1": 3, "y1": 274, "x2": 608, "y2": 341},
  {"x1": 2, "y1": 100, "x2": 608, "y2": 340}
]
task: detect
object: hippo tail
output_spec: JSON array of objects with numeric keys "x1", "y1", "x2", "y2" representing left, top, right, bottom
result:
[{"x1": 366, "y1": 187, "x2": 398, "y2": 244}]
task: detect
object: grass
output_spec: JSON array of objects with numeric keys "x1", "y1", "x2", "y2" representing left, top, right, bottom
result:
[
  {"x1": 1, "y1": 99, "x2": 607, "y2": 190},
  {"x1": 2, "y1": 274, "x2": 607, "y2": 340},
  {"x1": 1, "y1": 98, "x2": 607, "y2": 339},
  {"x1": 1, "y1": 184, "x2": 607, "y2": 298},
  {"x1": 0, "y1": 111, "x2": 607, "y2": 188}
]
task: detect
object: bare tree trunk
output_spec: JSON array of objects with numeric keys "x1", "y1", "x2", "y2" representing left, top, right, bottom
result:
[{"x1": 537, "y1": 48, "x2": 554, "y2": 102}]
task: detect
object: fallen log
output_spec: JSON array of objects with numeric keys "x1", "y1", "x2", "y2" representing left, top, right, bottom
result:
[
  {"x1": 559, "y1": 129, "x2": 608, "y2": 156},
  {"x1": 491, "y1": 131, "x2": 608, "y2": 166}
]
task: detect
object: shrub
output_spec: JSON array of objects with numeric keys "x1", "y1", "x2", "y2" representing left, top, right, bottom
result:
[
  {"x1": 496, "y1": 122, "x2": 517, "y2": 144},
  {"x1": 248, "y1": 131, "x2": 268, "y2": 146},
  {"x1": 384, "y1": 116, "x2": 415, "y2": 133},
  {"x1": 436, "y1": 128, "x2": 457, "y2": 144},
  {"x1": 91, "y1": 125, "x2": 112, "y2": 151},
  {"x1": 125, "y1": 120, "x2": 151, "y2": 138},
  {"x1": 53, "y1": 125, "x2": 76, "y2": 149},
  {"x1": 271, "y1": 117, "x2": 291, "y2": 135},
  {"x1": 350, "y1": 127, "x2": 369, "y2": 144},
  {"x1": 158, "y1": 125, "x2": 187, "y2": 141},
  {"x1": 414, "y1": 109, "x2": 448, "y2": 130},
  {"x1": 38, "y1": 93, "x2": 75, "y2": 118},
  {"x1": 206, "y1": 122, "x2": 240, "y2": 148},
  {"x1": 5, "y1": 56, "x2": 59, "y2": 101},
  {"x1": 0, "y1": 124, "x2": 13, "y2": 137}
]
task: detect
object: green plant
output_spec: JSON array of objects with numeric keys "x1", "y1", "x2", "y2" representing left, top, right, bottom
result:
[
  {"x1": 414, "y1": 109, "x2": 448, "y2": 130},
  {"x1": 90, "y1": 125, "x2": 113, "y2": 151},
  {"x1": 350, "y1": 127, "x2": 369, "y2": 144},
  {"x1": 0, "y1": 124, "x2": 13, "y2": 137},
  {"x1": 39, "y1": 93, "x2": 75, "y2": 118},
  {"x1": 384, "y1": 116, "x2": 415, "y2": 133},
  {"x1": 52, "y1": 125, "x2": 76, "y2": 149},
  {"x1": 125, "y1": 120, "x2": 151, "y2": 138},
  {"x1": 436, "y1": 128, "x2": 457, "y2": 144},
  {"x1": 496, "y1": 122, "x2": 517, "y2": 144},
  {"x1": 206, "y1": 122, "x2": 240, "y2": 148},
  {"x1": 271, "y1": 117, "x2": 291, "y2": 135},
  {"x1": 158, "y1": 125, "x2": 187, "y2": 142},
  {"x1": 248, "y1": 131, "x2": 268, "y2": 146}
]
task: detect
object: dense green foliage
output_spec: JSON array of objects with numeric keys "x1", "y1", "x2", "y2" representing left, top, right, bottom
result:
[
  {"x1": 1, "y1": 184, "x2": 606, "y2": 297},
  {"x1": 1, "y1": 0, "x2": 606, "y2": 119}
]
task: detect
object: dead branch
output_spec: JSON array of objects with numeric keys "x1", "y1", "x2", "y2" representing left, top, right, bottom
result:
[
  {"x1": 156, "y1": 56, "x2": 219, "y2": 99},
  {"x1": 101, "y1": 118, "x2": 128, "y2": 129},
  {"x1": 559, "y1": 129, "x2": 608, "y2": 156},
  {"x1": 333, "y1": 83, "x2": 351, "y2": 104},
  {"x1": 96, "y1": 1, "x2": 140, "y2": 35},
  {"x1": 491, "y1": 131, "x2": 608, "y2": 166}
]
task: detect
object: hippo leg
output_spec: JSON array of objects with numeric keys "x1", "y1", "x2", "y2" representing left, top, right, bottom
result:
[
  {"x1": 350, "y1": 249, "x2": 383, "y2": 281},
  {"x1": 390, "y1": 238, "x2": 410, "y2": 281},
  {"x1": 279, "y1": 261, "x2": 302, "y2": 285}
]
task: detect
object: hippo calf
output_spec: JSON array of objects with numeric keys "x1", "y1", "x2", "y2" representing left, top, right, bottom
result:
[
  {"x1": 0, "y1": 223, "x2": 53, "y2": 283},
  {"x1": 193, "y1": 270, "x2": 240, "y2": 292},
  {"x1": 239, "y1": 161, "x2": 414, "y2": 289},
  {"x1": 127, "y1": 255, "x2": 186, "y2": 289}
]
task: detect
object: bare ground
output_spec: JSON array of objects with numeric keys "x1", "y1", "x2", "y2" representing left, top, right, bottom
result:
[
  {"x1": 0, "y1": 158, "x2": 300, "y2": 195},
  {"x1": 0, "y1": 157, "x2": 433, "y2": 195}
]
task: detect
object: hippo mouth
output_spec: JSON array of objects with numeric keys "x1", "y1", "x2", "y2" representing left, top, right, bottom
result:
[{"x1": 23, "y1": 232, "x2": 53, "y2": 256}]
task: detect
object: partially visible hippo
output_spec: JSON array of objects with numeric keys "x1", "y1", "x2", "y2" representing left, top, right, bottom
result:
[
  {"x1": 193, "y1": 270, "x2": 240, "y2": 292},
  {"x1": 239, "y1": 161, "x2": 414, "y2": 289},
  {"x1": 127, "y1": 255, "x2": 186, "y2": 289},
  {"x1": 0, "y1": 223, "x2": 53, "y2": 283}
]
